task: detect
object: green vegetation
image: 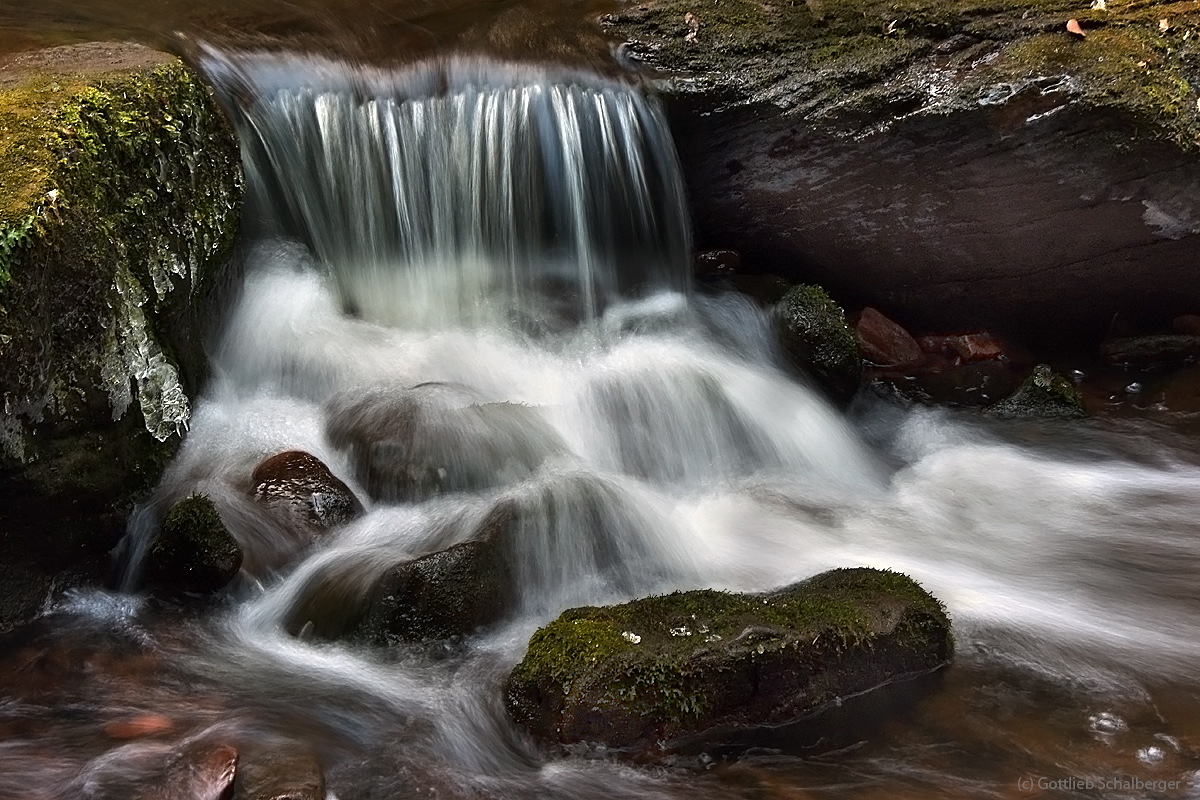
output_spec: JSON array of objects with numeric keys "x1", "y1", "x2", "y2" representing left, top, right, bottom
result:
[
  {"x1": 988, "y1": 363, "x2": 1087, "y2": 417},
  {"x1": 774, "y1": 283, "x2": 862, "y2": 404},
  {"x1": 608, "y1": 0, "x2": 1200, "y2": 148},
  {"x1": 507, "y1": 568, "x2": 953, "y2": 748},
  {"x1": 148, "y1": 493, "x2": 242, "y2": 595}
]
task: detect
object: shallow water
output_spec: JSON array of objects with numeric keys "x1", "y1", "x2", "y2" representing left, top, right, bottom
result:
[{"x1": 4, "y1": 33, "x2": 1200, "y2": 800}]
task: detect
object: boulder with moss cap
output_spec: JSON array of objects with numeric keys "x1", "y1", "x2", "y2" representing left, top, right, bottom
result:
[
  {"x1": 987, "y1": 363, "x2": 1086, "y2": 418},
  {"x1": 0, "y1": 42, "x2": 242, "y2": 581},
  {"x1": 773, "y1": 284, "x2": 862, "y2": 405},
  {"x1": 505, "y1": 567, "x2": 953, "y2": 758},
  {"x1": 605, "y1": 1, "x2": 1200, "y2": 347}
]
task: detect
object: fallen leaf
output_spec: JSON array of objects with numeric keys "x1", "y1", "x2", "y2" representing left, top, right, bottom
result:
[
  {"x1": 684, "y1": 12, "x2": 699, "y2": 43},
  {"x1": 1067, "y1": 18, "x2": 1086, "y2": 37},
  {"x1": 1160, "y1": 17, "x2": 1172, "y2": 32},
  {"x1": 104, "y1": 713, "x2": 174, "y2": 739},
  {"x1": 884, "y1": 19, "x2": 898, "y2": 34},
  {"x1": 1090, "y1": 0, "x2": 1106, "y2": 9}
]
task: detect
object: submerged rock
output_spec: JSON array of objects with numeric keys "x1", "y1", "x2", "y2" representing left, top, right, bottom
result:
[
  {"x1": 250, "y1": 450, "x2": 362, "y2": 538},
  {"x1": 1100, "y1": 335, "x2": 1200, "y2": 365},
  {"x1": 772, "y1": 284, "x2": 861, "y2": 405},
  {"x1": 987, "y1": 364, "x2": 1086, "y2": 419},
  {"x1": 0, "y1": 42, "x2": 242, "y2": 574},
  {"x1": 231, "y1": 741, "x2": 324, "y2": 800},
  {"x1": 326, "y1": 384, "x2": 564, "y2": 503},
  {"x1": 506, "y1": 567, "x2": 952, "y2": 758},
  {"x1": 143, "y1": 494, "x2": 242, "y2": 597},
  {"x1": 605, "y1": 2, "x2": 1200, "y2": 346}
]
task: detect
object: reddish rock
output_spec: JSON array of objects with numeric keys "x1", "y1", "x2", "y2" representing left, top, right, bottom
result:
[
  {"x1": 251, "y1": 451, "x2": 363, "y2": 537},
  {"x1": 1172, "y1": 314, "x2": 1200, "y2": 336},
  {"x1": 917, "y1": 332, "x2": 1004, "y2": 361},
  {"x1": 693, "y1": 248, "x2": 742, "y2": 278},
  {"x1": 104, "y1": 713, "x2": 174, "y2": 740},
  {"x1": 855, "y1": 307, "x2": 923, "y2": 369}
]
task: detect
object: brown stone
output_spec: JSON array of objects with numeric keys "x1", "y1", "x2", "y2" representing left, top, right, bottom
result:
[
  {"x1": 855, "y1": 307, "x2": 923, "y2": 369},
  {"x1": 1172, "y1": 314, "x2": 1200, "y2": 336},
  {"x1": 250, "y1": 451, "x2": 362, "y2": 538},
  {"x1": 917, "y1": 332, "x2": 1004, "y2": 361}
]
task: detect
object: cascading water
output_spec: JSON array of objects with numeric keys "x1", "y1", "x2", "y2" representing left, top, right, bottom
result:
[
  {"x1": 206, "y1": 51, "x2": 692, "y2": 327},
  {"x1": 6, "y1": 48, "x2": 1200, "y2": 800}
]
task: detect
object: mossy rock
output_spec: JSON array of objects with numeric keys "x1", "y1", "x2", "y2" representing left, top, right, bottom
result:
[
  {"x1": 0, "y1": 43, "x2": 242, "y2": 554},
  {"x1": 505, "y1": 567, "x2": 952, "y2": 758},
  {"x1": 144, "y1": 493, "x2": 242, "y2": 597},
  {"x1": 773, "y1": 284, "x2": 862, "y2": 405},
  {"x1": 987, "y1": 363, "x2": 1086, "y2": 418},
  {"x1": 606, "y1": 0, "x2": 1200, "y2": 145}
]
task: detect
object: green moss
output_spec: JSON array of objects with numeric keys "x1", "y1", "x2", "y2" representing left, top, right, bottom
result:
[
  {"x1": 609, "y1": 0, "x2": 1200, "y2": 147},
  {"x1": 0, "y1": 47, "x2": 242, "y2": 474},
  {"x1": 987, "y1": 363, "x2": 1086, "y2": 418},
  {"x1": 510, "y1": 568, "x2": 952, "y2": 737},
  {"x1": 773, "y1": 284, "x2": 862, "y2": 404},
  {"x1": 148, "y1": 492, "x2": 242, "y2": 595}
]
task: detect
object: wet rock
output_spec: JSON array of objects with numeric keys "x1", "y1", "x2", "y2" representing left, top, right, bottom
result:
[
  {"x1": 721, "y1": 273, "x2": 792, "y2": 307},
  {"x1": 250, "y1": 450, "x2": 362, "y2": 538},
  {"x1": 1100, "y1": 335, "x2": 1200, "y2": 366},
  {"x1": 0, "y1": 42, "x2": 242, "y2": 573},
  {"x1": 605, "y1": 3, "x2": 1200, "y2": 346},
  {"x1": 143, "y1": 494, "x2": 242, "y2": 597},
  {"x1": 918, "y1": 332, "x2": 1005, "y2": 362},
  {"x1": 855, "y1": 308, "x2": 923, "y2": 370},
  {"x1": 693, "y1": 249, "x2": 742, "y2": 279},
  {"x1": 231, "y1": 742, "x2": 324, "y2": 800},
  {"x1": 506, "y1": 567, "x2": 952, "y2": 759},
  {"x1": 772, "y1": 284, "x2": 861, "y2": 405},
  {"x1": 987, "y1": 364, "x2": 1086, "y2": 419},
  {"x1": 358, "y1": 511, "x2": 517, "y2": 643},
  {"x1": 1172, "y1": 315, "x2": 1200, "y2": 336},
  {"x1": 326, "y1": 384, "x2": 564, "y2": 503},
  {"x1": 0, "y1": 562, "x2": 53, "y2": 634},
  {"x1": 69, "y1": 737, "x2": 238, "y2": 800},
  {"x1": 287, "y1": 502, "x2": 518, "y2": 643}
]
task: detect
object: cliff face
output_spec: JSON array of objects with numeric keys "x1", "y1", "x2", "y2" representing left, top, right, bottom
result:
[
  {"x1": 0, "y1": 42, "x2": 242, "y2": 598},
  {"x1": 605, "y1": 0, "x2": 1200, "y2": 343}
]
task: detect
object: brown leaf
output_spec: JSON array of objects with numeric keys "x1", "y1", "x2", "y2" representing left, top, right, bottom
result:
[{"x1": 1066, "y1": 18, "x2": 1086, "y2": 37}]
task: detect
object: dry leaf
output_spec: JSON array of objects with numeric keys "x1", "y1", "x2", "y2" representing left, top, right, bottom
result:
[
  {"x1": 1090, "y1": 0, "x2": 1106, "y2": 9},
  {"x1": 1160, "y1": 18, "x2": 1172, "y2": 32},
  {"x1": 884, "y1": 19, "x2": 898, "y2": 34},
  {"x1": 684, "y1": 12, "x2": 699, "y2": 43},
  {"x1": 1066, "y1": 18, "x2": 1086, "y2": 37}
]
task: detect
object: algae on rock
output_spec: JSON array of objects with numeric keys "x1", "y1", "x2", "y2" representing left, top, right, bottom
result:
[
  {"x1": 0, "y1": 42, "x2": 242, "y2": 600},
  {"x1": 506, "y1": 567, "x2": 952, "y2": 757},
  {"x1": 773, "y1": 284, "x2": 862, "y2": 405}
]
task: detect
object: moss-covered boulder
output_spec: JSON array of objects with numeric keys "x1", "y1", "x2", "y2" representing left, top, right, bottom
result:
[
  {"x1": 505, "y1": 567, "x2": 952, "y2": 758},
  {"x1": 143, "y1": 493, "x2": 243, "y2": 597},
  {"x1": 987, "y1": 363, "x2": 1086, "y2": 418},
  {"x1": 773, "y1": 284, "x2": 862, "y2": 405},
  {"x1": 0, "y1": 42, "x2": 242, "y2": 574},
  {"x1": 606, "y1": 1, "x2": 1200, "y2": 347}
]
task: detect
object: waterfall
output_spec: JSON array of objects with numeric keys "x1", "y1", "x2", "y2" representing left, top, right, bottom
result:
[{"x1": 203, "y1": 51, "x2": 692, "y2": 326}]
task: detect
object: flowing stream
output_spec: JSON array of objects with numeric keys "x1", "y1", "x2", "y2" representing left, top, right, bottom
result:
[{"x1": 4, "y1": 49, "x2": 1200, "y2": 800}]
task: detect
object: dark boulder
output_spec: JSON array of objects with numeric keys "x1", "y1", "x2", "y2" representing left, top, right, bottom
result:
[
  {"x1": 505, "y1": 567, "x2": 952, "y2": 759},
  {"x1": 326, "y1": 384, "x2": 564, "y2": 504},
  {"x1": 772, "y1": 284, "x2": 861, "y2": 405},
  {"x1": 987, "y1": 364, "x2": 1086, "y2": 419},
  {"x1": 142, "y1": 494, "x2": 242, "y2": 597},
  {"x1": 692, "y1": 249, "x2": 742, "y2": 279},
  {"x1": 250, "y1": 450, "x2": 362, "y2": 539},
  {"x1": 286, "y1": 502, "x2": 518, "y2": 643},
  {"x1": 1100, "y1": 335, "x2": 1200, "y2": 366},
  {"x1": 604, "y1": 2, "x2": 1200, "y2": 347}
]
